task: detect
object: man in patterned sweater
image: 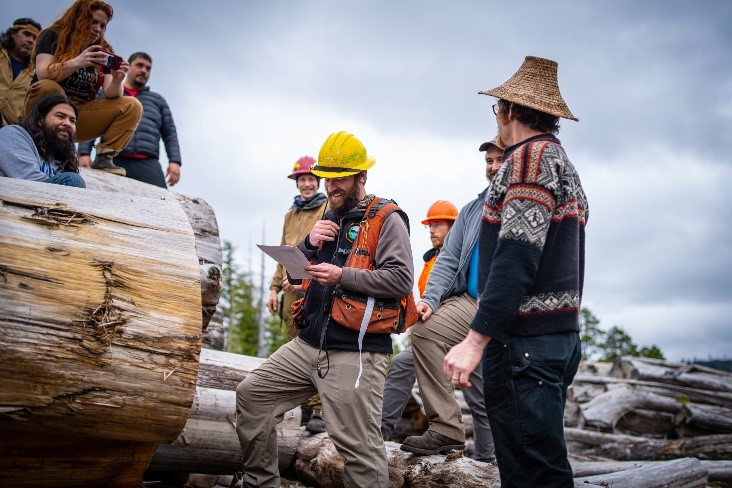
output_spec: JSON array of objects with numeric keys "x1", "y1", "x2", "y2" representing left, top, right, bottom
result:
[{"x1": 444, "y1": 56, "x2": 589, "y2": 488}]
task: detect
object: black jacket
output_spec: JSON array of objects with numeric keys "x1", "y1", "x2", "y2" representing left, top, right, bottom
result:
[{"x1": 78, "y1": 86, "x2": 181, "y2": 164}]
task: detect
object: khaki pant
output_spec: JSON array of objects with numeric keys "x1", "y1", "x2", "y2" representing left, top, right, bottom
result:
[
  {"x1": 411, "y1": 293, "x2": 477, "y2": 441},
  {"x1": 235, "y1": 337, "x2": 390, "y2": 488},
  {"x1": 280, "y1": 290, "x2": 322, "y2": 412},
  {"x1": 24, "y1": 79, "x2": 142, "y2": 155}
]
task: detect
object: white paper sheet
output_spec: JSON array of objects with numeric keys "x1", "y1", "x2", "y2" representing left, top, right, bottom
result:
[{"x1": 256, "y1": 244, "x2": 315, "y2": 280}]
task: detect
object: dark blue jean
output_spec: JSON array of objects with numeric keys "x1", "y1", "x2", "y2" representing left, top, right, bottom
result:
[
  {"x1": 483, "y1": 331, "x2": 580, "y2": 488},
  {"x1": 48, "y1": 172, "x2": 86, "y2": 188}
]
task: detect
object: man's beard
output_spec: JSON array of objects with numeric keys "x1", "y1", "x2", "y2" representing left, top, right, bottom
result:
[
  {"x1": 41, "y1": 125, "x2": 77, "y2": 166},
  {"x1": 328, "y1": 178, "x2": 361, "y2": 216},
  {"x1": 131, "y1": 78, "x2": 145, "y2": 89}
]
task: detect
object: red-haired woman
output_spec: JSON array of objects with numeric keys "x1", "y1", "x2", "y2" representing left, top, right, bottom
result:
[{"x1": 24, "y1": 0, "x2": 142, "y2": 175}]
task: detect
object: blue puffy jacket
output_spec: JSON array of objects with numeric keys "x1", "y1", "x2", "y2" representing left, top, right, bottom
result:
[{"x1": 78, "y1": 86, "x2": 181, "y2": 164}]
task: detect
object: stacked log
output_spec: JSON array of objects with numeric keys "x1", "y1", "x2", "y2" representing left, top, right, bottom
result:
[
  {"x1": 567, "y1": 357, "x2": 732, "y2": 441},
  {"x1": 149, "y1": 352, "x2": 732, "y2": 487}
]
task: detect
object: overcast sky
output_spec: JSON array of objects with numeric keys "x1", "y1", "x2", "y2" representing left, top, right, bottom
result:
[{"x1": 8, "y1": 1, "x2": 731, "y2": 361}]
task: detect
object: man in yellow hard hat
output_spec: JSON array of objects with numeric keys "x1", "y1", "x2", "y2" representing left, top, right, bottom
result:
[
  {"x1": 236, "y1": 131, "x2": 415, "y2": 487},
  {"x1": 445, "y1": 56, "x2": 588, "y2": 487}
]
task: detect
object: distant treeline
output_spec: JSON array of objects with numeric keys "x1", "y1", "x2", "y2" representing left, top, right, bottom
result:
[{"x1": 692, "y1": 359, "x2": 732, "y2": 373}]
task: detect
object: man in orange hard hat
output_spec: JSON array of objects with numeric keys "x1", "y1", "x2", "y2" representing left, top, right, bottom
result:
[{"x1": 418, "y1": 200, "x2": 458, "y2": 297}]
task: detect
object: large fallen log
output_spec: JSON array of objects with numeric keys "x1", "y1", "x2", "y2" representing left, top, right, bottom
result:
[
  {"x1": 0, "y1": 178, "x2": 204, "y2": 486},
  {"x1": 675, "y1": 402, "x2": 732, "y2": 435},
  {"x1": 80, "y1": 168, "x2": 224, "y2": 349},
  {"x1": 575, "y1": 458, "x2": 708, "y2": 488},
  {"x1": 565, "y1": 427, "x2": 732, "y2": 460},
  {"x1": 572, "y1": 373, "x2": 732, "y2": 409},
  {"x1": 575, "y1": 457, "x2": 707, "y2": 488},
  {"x1": 571, "y1": 459, "x2": 732, "y2": 483},
  {"x1": 578, "y1": 384, "x2": 680, "y2": 432},
  {"x1": 149, "y1": 387, "x2": 301, "y2": 476},
  {"x1": 610, "y1": 356, "x2": 732, "y2": 392}
]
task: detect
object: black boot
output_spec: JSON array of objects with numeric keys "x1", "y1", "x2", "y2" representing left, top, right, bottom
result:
[{"x1": 91, "y1": 153, "x2": 126, "y2": 176}]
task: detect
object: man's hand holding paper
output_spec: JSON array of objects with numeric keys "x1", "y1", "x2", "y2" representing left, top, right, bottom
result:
[{"x1": 256, "y1": 244, "x2": 315, "y2": 280}]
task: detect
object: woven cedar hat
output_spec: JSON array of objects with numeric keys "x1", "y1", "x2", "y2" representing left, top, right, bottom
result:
[{"x1": 480, "y1": 56, "x2": 578, "y2": 121}]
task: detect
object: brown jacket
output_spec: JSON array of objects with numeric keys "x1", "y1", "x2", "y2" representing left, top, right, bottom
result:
[
  {"x1": 270, "y1": 194, "x2": 328, "y2": 291},
  {"x1": 0, "y1": 48, "x2": 33, "y2": 126}
]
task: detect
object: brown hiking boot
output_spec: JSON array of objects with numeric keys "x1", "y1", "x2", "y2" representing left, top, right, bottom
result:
[
  {"x1": 91, "y1": 153, "x2": 126, "y2": 176},
  {"x1": 401, "y1": 430, "x2": 465, "y2": 455}
]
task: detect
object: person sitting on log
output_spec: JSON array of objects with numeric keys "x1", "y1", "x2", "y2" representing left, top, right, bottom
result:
[
  {"x1": 24, "y1": 0, "x2": 142, "y2": 176},
  {"x1": 0, "y1": 93, "x2": 85, "y2": 187},
  {"x1": 1, "y1": 18, "x2": 42, "y2": 127},
  {"x1": 235, "y1": 131, "x2": 416, "y2": 487}
]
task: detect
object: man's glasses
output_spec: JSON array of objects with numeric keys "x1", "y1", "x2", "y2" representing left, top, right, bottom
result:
[{"x1": 492, "y1": 103, "x2": 500, "y2": 116}]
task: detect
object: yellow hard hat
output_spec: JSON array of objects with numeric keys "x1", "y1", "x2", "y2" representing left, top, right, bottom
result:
[{"x1": 311, "y1": 131, "x2": 375, "y2": 178}]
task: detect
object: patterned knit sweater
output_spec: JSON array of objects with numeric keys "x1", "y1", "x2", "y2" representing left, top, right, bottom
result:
[{"x1": 470, "y1": 134, "x2": 588, "y2": 342}]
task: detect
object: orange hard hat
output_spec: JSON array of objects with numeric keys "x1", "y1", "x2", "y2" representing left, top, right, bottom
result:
[{"x1": 421, "y1": 200, "x2": 458, "y2": 225}]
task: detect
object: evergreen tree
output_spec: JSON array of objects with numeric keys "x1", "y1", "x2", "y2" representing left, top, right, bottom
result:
[
  {"x1": 639, "y1": 344, "x2": 666, "y2": 360},
  {"x1": 580, "y1": 307, "x2": 605, "y2": 360},
  {"x1": 600, "y1": 325, "x2": 639, "y2": 361},
  {"x1": 579, "y1": 307, "x2": 667, "y2": 362},
  {"x1": 265, "y1": 314, "x2": 288, "y2": 355},
  {"x1": 221, "y1": 240, "x2": 261, "y2": 356}
]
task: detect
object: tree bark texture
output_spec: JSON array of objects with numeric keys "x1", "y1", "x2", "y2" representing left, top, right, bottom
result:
[
  {"x1": 0, "y1": 178, "x2": 204, "y2": 486},
  {"x1": 81, "y1": 168, "x2": 224, "y2": 349}
]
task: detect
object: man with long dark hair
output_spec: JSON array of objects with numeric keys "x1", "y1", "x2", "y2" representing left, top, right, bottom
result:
[
  {"x1": 0, "y1": 93, "x2": 85, "y2": 187},
  {"x1": 1, "y1": 18, "x2": 41, "y2": 126}
]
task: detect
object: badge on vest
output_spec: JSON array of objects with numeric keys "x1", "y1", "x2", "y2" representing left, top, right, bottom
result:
[{"x1": 346, "y1": 223, "x2": 360, "y2": 242}]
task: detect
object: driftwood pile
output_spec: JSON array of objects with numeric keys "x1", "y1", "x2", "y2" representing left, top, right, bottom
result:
[
  {"x1": 566, "y1": 356, "x2": 732, "y2": 487},
  {"x1": 149, "y1": 354, "x2": 732, "y2": 487}
]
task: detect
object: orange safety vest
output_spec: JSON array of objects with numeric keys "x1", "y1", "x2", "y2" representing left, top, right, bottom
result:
[
  {"x1": 417, "y1": 249, "x2": 439, "y2": 298},
  {"x1": 328, "y1": 197, "x2": 419, "y2": 334}
]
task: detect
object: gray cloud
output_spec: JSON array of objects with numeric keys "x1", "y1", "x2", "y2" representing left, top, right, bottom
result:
[{"x1": 8, "y1": 0, "x2": 731, "y2": 360}]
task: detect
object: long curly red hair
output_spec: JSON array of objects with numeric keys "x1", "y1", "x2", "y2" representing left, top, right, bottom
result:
[{"x1": 31, "y1": 0, "x2": 115, "y2": 80}]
